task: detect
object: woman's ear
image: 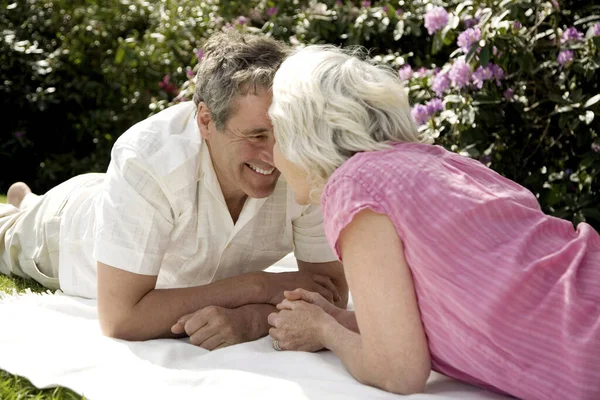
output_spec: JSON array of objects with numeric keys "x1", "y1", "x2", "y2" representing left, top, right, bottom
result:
[{"x1": 196, "y1": 102, "x2": 213, "y2": 140}]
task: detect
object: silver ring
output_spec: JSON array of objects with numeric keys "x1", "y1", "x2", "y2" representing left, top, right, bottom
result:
[{"x1": 272, "y1": 339, "x2": 282, "y2": 351}]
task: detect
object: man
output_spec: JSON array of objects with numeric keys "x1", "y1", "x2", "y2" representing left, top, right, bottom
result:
[{"x1": 0, "y1": 31, "x2": 347, "y2": 350}]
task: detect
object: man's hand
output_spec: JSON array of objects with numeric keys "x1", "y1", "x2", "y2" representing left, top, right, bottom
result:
[
  {"x1": 171, "y1": 304, "x2": 272, "y2": 350},
  {"x1": 268, "y1": 300, "x2": 336, "y2": 352},
  {"x1": 263, "y1": 271, "x2": 341, "y2": 305}
]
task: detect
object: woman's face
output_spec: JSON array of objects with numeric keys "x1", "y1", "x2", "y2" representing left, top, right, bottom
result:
[{"x1": 273, "y1": 142, "x2": 315, "y2": 205}]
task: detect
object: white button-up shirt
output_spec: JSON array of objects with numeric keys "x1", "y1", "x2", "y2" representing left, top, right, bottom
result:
[{"x1": 58, "y1": 102, "x2": 336, "y2": 298}]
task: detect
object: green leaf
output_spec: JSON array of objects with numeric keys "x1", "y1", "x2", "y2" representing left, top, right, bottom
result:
[
  {"x1": 115, "y1": 46, "x2": 125, "y2": 64},
  {"x1": 584, "y1": 94, "x2": 600, "y2": 108},
  {"x1": 518, "y1": 52, "x2": 535, "y2": 74},
  {"x1": 480, "y1": 46, "x2": 491, "y2": 67},
  {"x1": 432, "y1": 34, "x2": 443, "y2": 55}
]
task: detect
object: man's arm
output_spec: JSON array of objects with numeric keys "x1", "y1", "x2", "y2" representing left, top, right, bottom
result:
[
  {"x1": 97, "y1": 261, "x2": 338, "y2": 341},
  {"x1": 297, "y1": 260, "x2": 349, "y2": 309}
]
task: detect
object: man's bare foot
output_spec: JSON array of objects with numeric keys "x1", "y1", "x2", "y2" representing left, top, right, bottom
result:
[{"x1": 7, "y1": 182, "x2": 32, "y2": 208}]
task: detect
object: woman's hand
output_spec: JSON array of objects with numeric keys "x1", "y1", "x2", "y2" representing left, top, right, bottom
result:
[
  {"x1": 268, "y1": 299, "x2": 337, "y2": 352},
  {"x1": 279, "y1": 288, "x2": 342, "y2": 317}
]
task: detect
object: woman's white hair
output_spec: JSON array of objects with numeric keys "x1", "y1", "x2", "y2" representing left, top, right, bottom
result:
[{"x1": 268, "y1": 45, "x2": 432, "y2": 200}]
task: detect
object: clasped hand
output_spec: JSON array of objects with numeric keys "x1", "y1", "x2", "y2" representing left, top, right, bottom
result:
[{"x1": 268, "y1": 288, "x2": 340, "y2": 352}]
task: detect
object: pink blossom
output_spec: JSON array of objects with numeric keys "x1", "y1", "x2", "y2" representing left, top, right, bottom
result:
[
  {"x1": 457, "y1": 27, "x2": 481, "y2": 52},
  {"x1": 361, "y1": 0, "x2": 371, "y2": 7},
  {"x1": 195, "y1": 49, "x2": 204, "y2": 63},
  {"x1": 398, "y1": 65, "x2": 413, "y2": 81},
  {"x1": 513, "y1": 21, "x2": 522, "y2": 30},
  {"x1": 424, "y1": 7, "x2": 449, "y2": 35},
  {"x1": 431, "y1": 71, "x2": 451, "y2": 96},
  {"x1": 561, "y1": 27, "x2": 583, "y2": 43},
  {"x1": 266, "y1": 7, "x2": 278, "y2": 17},
  {"x1": 592, "y1": 23, "x2": 600, "y2": 37},
  {"x1": 557, "y1": 50, "x2": 574, "y2": 65},
  {"x1": 411, "y1": 104, "x2": 430, "y2": 125},
  {"x1": 159, "y1": 74, "x2": 179, "y2": 96},
  {"x1": 472, "y1": 66, "x2": 494, "y2": 89},
  {"x1": 592, "y1": 143, "x2": 600, "y2": 152},
  {"x1": 426, "y1": 98, "x2": 444, "y2": 115},
  {"x1": 236, "y1": 16, "x2": 248, "y2": 25},
  {"x1": 503, "y1": 88, "x2": 514, "y2": 100},
  {"x1": 414, "y1": 67, "x2": 429, "y2": 78},
  {"x1": 488, "y1": 64, "x2": 505, "y2": 85},
  {"x1": 449, "y1": 60, "x2": 472, "y2": 89},
  {"x1": 186, "y1": 69, "x2": 195, "y2": 79},
  {"x1": 463, "y1": 17, "x2": 479, "y2": 29}
]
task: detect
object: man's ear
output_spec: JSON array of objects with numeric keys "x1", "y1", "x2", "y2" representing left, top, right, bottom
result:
[{"x1": 196, "y1": 102, "x2": 213, "y2": 140}]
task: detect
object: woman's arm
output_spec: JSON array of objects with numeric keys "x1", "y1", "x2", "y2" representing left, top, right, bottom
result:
[{"x1": 321, "y1": 209, "x2": 431, "y2": 394}]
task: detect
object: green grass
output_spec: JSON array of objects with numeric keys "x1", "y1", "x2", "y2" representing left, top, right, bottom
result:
[{"x1": 0, "y1": 194, "x2": 84, "y2": 399}]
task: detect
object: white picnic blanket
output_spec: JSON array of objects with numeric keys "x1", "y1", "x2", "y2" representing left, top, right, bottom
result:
[{"x1": 0, "y1": 254, "x2": 509, "y2": 400}]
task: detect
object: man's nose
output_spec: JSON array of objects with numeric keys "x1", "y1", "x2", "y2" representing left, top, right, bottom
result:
[{"x1": 259, "y1": 135, "x2": 276, "y2": 164}]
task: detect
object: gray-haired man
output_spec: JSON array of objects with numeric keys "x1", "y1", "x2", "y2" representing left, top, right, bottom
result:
[{"x1": 0, "y1": 31, "x2": 347, "y2": 349}]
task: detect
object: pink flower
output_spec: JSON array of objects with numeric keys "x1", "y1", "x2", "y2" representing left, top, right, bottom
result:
[
  {"x1": 398, "y1": 65, "x2": 413, "y2": 81},
  {"x1": 266, "y1": 7, "x2": 278, "y2": 17},
  {"x1": 426, "y1": 98, "x2": 444, "y2": 115},
  {"x1": 513, "y1": 21, "x2": 522, "y2": 30},
  {"x1": 457, "y1": 27, "x2": 481, "y2": 52},
  {"x1": 361, "y1": 0, "x2": 371, "y2": 7},
  {"x1": 432, "y1": 71, "x2": 451, "y2": 96},
  {"x1": 592, "y1": 143, "x2": 600, "y2": 152},
  {"x1": 463, "y1": 17, "x2": 479, "y2": 29},
  {"x1": 449, "y1": 60, "x2": 472, "y2": 89},
  {"x1": 592, "y1": 23, "x2": 600, "y2": 37},
  {"x1": 489, "y1": 64, "x2": 505, "y2": 85},
  {"x1": 159, "y1": 74, "x2": 179, "y2": 96},
  {"x1": 186, "y1": 69, "x2": 195, "y2": 79},
  {"x1": 561, "y1": 27, "x2": 583, "y2": 43},
  {"x1": 411, "y1": 104, "x2": 430, "y2": 125},
  {"x1": 195, "y1": 49, "x2": 204, "y2": 63},
  {"x1": 503, "y1": 88, "x2": 514, "y2": 100},
  {"x1": 336, "y1": 0, "x2": 342, "y2": 5},
  {"x1": 557, "y1": 50, "x2": 574, "y2": 65},
  {"x1": 472, "y1": 66, "x2": 494, "y2": 89},
  {"x1": 414, "y1": 67, "x2": 429, "y2": 78},
  {"x1": 236, "y1": 16, "x2": 248, "y2": 25},
  {"x1": 424, "y1": 7, "x2": 449, "y2": 35}
]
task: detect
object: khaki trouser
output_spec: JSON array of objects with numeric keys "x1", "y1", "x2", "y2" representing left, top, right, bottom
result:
[{"x1": 0, "y1": 174, "x2": 103, "y2": 289}]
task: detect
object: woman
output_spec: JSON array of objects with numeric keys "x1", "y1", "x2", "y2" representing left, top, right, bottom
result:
[{"x1": 266, "y1": 45, "x2": 600, "y2": 400}]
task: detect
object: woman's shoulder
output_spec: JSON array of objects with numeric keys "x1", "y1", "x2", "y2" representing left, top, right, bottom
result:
[{"x1": 329, "y1": 142, "x2": 446, "y2": 186}]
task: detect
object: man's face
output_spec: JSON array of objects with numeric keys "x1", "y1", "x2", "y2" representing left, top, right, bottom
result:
[{"x1": 198, "y1": 88, "x2": 280, "y2": 200}]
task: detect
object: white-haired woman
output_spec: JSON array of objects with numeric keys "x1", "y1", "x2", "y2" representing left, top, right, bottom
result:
[{"x1": 266, "y1": 45, "x2": 600, "y2": 400}]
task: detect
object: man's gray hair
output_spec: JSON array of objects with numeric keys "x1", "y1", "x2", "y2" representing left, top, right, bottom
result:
[
  {"x1": 269, "y1": 45, "x2": 433, "y2": 201},
  {"x1": 193, "y1": 31, "x2": 289, "y2": 131}
]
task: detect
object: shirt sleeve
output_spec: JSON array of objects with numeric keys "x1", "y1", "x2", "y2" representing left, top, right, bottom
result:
[
  {"x1": 321, "y1": 175, "x2": 388, "y2": 261},
  {"x1": 93, "y1": 144, "x2": 174, "y2": 275},
  {"x1": 291, "y1": 204, "x2": 338, "y2": 263}
]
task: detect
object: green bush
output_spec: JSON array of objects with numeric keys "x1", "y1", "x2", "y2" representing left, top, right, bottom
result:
[
  {"x1": 170, "y1": 0, "x2": 600, "y2": 229},
  {"x1": 0, "y1": 0, "x2": 221, "y2": 192},
  {"x1": 2, "y1": 0, "x2": 599, "y2": 229}
]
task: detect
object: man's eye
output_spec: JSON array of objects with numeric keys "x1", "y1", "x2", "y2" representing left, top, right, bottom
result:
[{"x1": 249, "y1": 135, "x2": 267, "y2": 141}]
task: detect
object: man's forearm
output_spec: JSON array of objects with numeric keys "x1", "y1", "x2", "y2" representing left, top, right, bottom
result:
[{"x1": 106, "y1": 272, "x2": 267, "y2": 341}]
